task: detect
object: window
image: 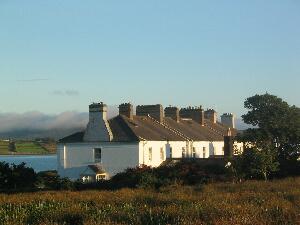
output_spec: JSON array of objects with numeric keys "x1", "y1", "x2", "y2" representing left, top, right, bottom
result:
[
  {"x1": 192, "y1": 147, "x2": 196, "y2": 158},
  {"x1": 222, "y1": 147, "x2": 225, "y2": 155},
  {"x1": 149, "y1": 147, "x2": 152, "y2": 161},
  {"x1": 160, "y1": 147, "x2": 164, "y2": 161},
  {"x1": 94, "y1": 148, "x2": 102, "y2": 163},
  {"x1": 96, "y1": 174, "x2": 106, "y2": 181},
  {"x1": 170, "y1": 147, "x2": 172, "y2": 158},
  {"x1": 182, "y1": 147, "x2": 186, "y2": 158},
  {"x1": 203, "y1": 147, "x2": 206, "y2": 158},
  {"x1": 82, "y1": 176, "x2": 92, "y2": 183},
  {"x1": 213, "y1": 147, "x2": 216, "y2": 155}
]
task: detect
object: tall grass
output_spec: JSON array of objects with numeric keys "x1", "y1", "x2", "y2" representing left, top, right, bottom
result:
[{"x1": 0, "y1": 178, "x2": 299, "y2": 225}]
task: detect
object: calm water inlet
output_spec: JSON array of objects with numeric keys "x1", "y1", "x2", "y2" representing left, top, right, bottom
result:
[{"x1": 0, "y1": 155, "x2": 57, "y2": 172}]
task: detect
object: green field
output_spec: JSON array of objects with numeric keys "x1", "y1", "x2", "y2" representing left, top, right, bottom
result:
[
  {"x1": 0, "y1": 178, "x2": 299, "y2": 225},
  {"x1": 0, "y1": 141, "x2": 9, "y2": 155},
  {"x1": 0, "y1": 141, "x2": 55, "y2": 155}
]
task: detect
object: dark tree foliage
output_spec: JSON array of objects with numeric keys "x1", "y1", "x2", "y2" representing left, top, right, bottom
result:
[
  {"x1": 104, "y1": 160, "x2": 227, "y2": 190},
  {"x1": 0, "y1": 162, "x2": 36, "y2": 190},
  {"x1": 0, "y1": 163, "x2": 75, "y2": 192},
  {"x1": 36, "y1": 171, "x2": 74, "y2": 190},
  {"x1": 232, "y1": 147, "x2": 279, "y2": 181},
  {"x1": 8, "y1": 141, "x2": 16, "y2": 152},
  {"x1": 239, "y1": 93, "x2": 300, "y2": 177}
]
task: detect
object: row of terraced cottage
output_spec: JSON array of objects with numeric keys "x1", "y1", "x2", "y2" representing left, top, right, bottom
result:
[{"x1": 57, "y1": 102, "x2": 244, "y2": 182}]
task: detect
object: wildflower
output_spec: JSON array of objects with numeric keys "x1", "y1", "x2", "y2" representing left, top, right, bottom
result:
[{"x1": 225, "y1": 162, "x2": 232, "y2": 168}]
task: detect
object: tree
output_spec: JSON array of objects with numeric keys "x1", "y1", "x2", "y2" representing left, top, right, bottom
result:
[
  {"x1": 239, "y1": 93, "x2": 300, "y2": 177},
  {"x1": 0, "y1": 162, "x2": 36, "y2": 190},
  {"x1": 234, "y1": 147, "x2": 279, "y2": 180},
  {"x1": 8, "y1": 141, "x2": 16, "y2": 152},
  {"x1": 0, "y1": 162, "x2": 11, "y2": 189},
  {"x1": 10, "y1": 162, "x2": 36, "y2": 189}
]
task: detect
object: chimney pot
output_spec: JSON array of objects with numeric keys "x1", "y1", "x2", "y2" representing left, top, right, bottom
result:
[
  {"x1": 136, "y1": 104, "x2": 164, "y2": 123},
  {"x1": 119, "y1": 103, "x2": 133, "y2": 120},
  {"x1": 165, "y1": 106, "x2": 180, "y2": 122},
  {"x1": 205, "y1": 109, "x2": 217, "y2": 123},
  {"x1": 179, "y1": 106, "x2": 204, "y2": 126}
]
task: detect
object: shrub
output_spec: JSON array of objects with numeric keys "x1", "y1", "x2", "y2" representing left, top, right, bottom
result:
[
  {"x1": 0, "y1": 162, "x2": 36, "y2": 191},
  {"x1": 106, "y1": 160, "x2": 228, "y2": 190},
  {"x1": 37, "y1": 170, "x2": 75, "y2": 190}
]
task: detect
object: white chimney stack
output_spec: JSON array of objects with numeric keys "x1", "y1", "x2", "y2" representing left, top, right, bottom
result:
[{"x1": 83, "y1": 102, "x2": 113, "y2": 142}]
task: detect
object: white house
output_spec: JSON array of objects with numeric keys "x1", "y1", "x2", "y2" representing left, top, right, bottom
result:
[{"x1": 57, "y1": 102, "x2": 243, "y2": 181}]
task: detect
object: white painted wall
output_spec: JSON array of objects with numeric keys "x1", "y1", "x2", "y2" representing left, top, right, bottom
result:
[
  {"x1": 58, "y1": 140, "x2": 244, "y2": 180},
  {"x1": 192, "y1": 141, "x2": 211, "y2": 158},
  {"x1": 137, "y1": 140, "x2": 223, "y2": 167},
  {"x1": 138, "y1": 141, "x2": 174, "y2": 167},
  {"x1": 167, "y1": 141, "x2": 187, "y2": 159},
  {"x1": 211, "y1": 141, "x2": 225, "y2": 156},
  {"x1": 58, "y1": 142, "x2": 139, "y2": 180}
]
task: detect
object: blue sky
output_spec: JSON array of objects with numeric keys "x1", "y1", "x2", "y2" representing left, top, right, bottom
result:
[{"x1": 0, "y1": 0, "x2": 299, "y2": 117}]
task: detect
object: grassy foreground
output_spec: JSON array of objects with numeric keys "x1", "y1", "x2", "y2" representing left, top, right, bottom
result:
[{"x1": 0, "y1": 178, "x2": 299, "y2": 225}]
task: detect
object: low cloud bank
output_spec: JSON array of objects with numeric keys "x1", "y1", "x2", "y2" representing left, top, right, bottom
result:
[
  {"x1": 0, "y1": 111, "x2": 88, "y2": 133},
  {"x1": 0, "y1": 106, "x2": 119, "y2": 139}
]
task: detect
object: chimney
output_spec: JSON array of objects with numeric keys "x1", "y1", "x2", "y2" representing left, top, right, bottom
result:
[
  {"x1": 119, "y1": 103, "x2": 133, "y2": 120},
  {"x1": 205, "y1": 109, "x2": 217, "y2": 123},
  {"x1": 136, "y1": 104, "x2": 164, "y2": 123},
  {"x1": 165, "y1": 106, "x2": 180, "y2": 122},
  {"x1": 83, "y1": 102, "x2": 113, "y2": 142},
  {"x1": 179, "y1": 106, "x2": 204, "y2": 126},
  {"x1": 224, "y1": 128, "x2": 234, "y2": 158},
  {"x1": 221, "y1": 113, "x2": 235, "y2": 129}
]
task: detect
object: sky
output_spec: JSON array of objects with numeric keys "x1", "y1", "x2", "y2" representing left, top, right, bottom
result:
[{"x1": 0, "y1": 0, "x2": 299, "y2": 118}]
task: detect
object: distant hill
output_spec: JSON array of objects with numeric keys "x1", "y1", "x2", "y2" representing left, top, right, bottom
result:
[
  {"x1": 235, "y1": 117, "x2": 250, "y2": 130},
  {"x1": 0, "y1": 128, "x2": 85, "y2": 140}
]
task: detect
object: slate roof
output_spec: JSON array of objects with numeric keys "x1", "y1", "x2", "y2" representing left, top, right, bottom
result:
[
  {"x1": 59, "y1": 115, "x2": 235, "y2": 143},
  {"x1": 88, "y1": 164, "x2": 106, "y2": 174},
  {"x1": 59, "y1": 131, "x2": 84, "y2": 143}
]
